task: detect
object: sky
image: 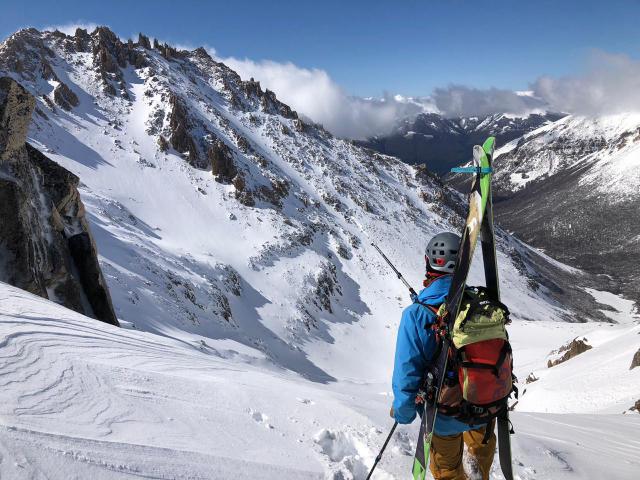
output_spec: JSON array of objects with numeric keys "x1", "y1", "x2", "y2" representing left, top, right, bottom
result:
[
  {"x1": 2, "y1": 0, "x2": 640, "y2": 137},
  {"x1": 2, "y1": 0, "x2": 639, "y2": 96}
]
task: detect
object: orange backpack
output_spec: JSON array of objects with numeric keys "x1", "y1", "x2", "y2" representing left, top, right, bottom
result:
[{"x1": 421, "y1": 287, "x2": 517, "y2": 437}]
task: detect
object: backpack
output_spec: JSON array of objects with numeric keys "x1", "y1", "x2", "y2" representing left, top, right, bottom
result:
[{"x1": 420, "y1": 286, "x2": 516, "y2": 433}]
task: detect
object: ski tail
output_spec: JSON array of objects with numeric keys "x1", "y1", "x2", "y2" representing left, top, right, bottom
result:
[
  {"x1": 412, "y1": 418, "x2": 430, "y2": 480},
  {"x1": 497, "y1": 411, "x2": 514, "y2": 480}
]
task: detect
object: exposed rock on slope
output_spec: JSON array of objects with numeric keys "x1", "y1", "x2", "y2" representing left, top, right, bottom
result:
[
  {"x1": 631, "y1": 348, "x2": 640, "y2": 370},
  {"x1": 547, "y1": 337, "x2": 592, "y2": 368},
  {"x1": 0, "y1": 76, "x2": 117, "y2": 325}
]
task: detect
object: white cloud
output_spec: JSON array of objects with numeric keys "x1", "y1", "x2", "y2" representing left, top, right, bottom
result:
[
  {"x1": 533, "y1": 50, "x2": 640, "y2": 116},
  {"x1": 218, "y1": 56, "x2": 434, "y2": 139},
  {"x1": 173, "y1": 43, "x2": 217, "y2": 56},
  {"x1": 215, "y1": 50, "x2": 640, "y2": 137},
  {"x1": 41, "y1": 21, "x2": 99, "y2": 36},
  {"x1": 431, "y1": 85, "x2": 546, "y2": 118}
]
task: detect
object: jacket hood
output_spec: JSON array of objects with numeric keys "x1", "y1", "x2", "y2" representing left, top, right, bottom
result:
[{"x1": 417, "y1": 275, "x2": 452, "y2": 306}]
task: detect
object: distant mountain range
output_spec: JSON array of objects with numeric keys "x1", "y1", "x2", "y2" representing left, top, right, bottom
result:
[
  {"x1": 359, "y1": 111, "x2": 564, "y2": 175},
  {"x1": 446, "y1": 113, "x2": 640, "y2": 306},
  {"x1": 361, "y1": 96, "x2": 640, "y2": 309}
]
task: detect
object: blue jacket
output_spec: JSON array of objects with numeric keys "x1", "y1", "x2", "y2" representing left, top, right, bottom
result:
[{"x1": 392, "y1": 275, "x2": 473, "y2": 435}]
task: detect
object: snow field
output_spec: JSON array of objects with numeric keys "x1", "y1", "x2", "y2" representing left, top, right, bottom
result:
[{"x1": 2, "y1": 282, "x2": 640, "y2": 479}]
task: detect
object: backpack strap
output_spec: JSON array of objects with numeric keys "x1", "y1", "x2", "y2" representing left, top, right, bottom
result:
[
  {"x1": 482, "y1": 418, "x2": 496, "y2": 445},
  {"x1": 413, "y1": 299, "x2": 441, "y2": 316},
  {"x1": 413, "y1": 299, "x2": 447, "y2": 363}
]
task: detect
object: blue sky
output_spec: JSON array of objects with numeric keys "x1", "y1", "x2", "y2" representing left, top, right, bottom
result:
[{"x1": 2, "y1": 0, "x2": 639, "y2": 97}]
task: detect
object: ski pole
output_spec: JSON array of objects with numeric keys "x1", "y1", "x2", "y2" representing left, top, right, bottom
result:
[
  {"x1": 371, "y1": 243, "x2": 418, "y2": 301},
  {"x1": 366, "y1": 421, "x2": 398, "y2": 480}
]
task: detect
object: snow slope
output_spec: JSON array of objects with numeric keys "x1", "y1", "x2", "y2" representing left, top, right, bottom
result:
[
  {"x1": 514, "y1": 288, "x2": 640, "y2": 415},
  {"x1": 2, "y1": 282, "x2": 639, "y2": 480},
  {"x1": 493, "y1": 113, "x2": 640, "y2": 197}
]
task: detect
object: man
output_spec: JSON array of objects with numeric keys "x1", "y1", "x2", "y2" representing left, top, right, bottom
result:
[{"x1": 391, "y1": 232, "x2": 496, "y2": 480}]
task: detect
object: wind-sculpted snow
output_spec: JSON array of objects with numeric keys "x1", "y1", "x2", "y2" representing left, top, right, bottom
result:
[{"x1": 1, "y1": 282, "x2": 639, "y2": 479}]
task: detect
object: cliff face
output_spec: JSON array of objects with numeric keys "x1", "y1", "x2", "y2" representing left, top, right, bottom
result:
[{"x1": 0, "y1": 76, "x2": 118, "y2": 326}]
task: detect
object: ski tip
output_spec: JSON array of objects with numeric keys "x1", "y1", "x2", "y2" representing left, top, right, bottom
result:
[
  {"x1": 472, "y1": 145, "x2": 486, "y2": 166},
  {"x1": 482, "y1": 137, "x2": 496, "y2": 156}
]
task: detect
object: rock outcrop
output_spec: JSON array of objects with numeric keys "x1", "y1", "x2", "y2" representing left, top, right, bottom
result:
[
  {"x1": 525, "y1": 372, "x2": 539, "y2": 384},
  {"x1": 0, "y1": 76, "x2": 118, "y2": 326},
  {"x1": 631, "y1": 348, "x2": 640, "y2": 370},
  {"x1": 208, "y1": 139, "x2": 237, "y2": 182},
  {"x1": 168, "y1": 93, "x2": 201, "y2": 166},
  {"x1": 53, "y1": 81, "x2": 79, "y2": 110},
  {"x1": 547, "y1": 337, "x2": 592, "y2": 368}
]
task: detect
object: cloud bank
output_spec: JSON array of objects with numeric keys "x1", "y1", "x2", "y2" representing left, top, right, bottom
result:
[
  {"x1": 217, "y1": 50, "x2": 640, "y2": 138},
  {"x1": 532, "y1": 51, "x2": 640, "y2": 116},
  {"x1": 220, "y1": 57, "x2": 433, "y2": 139},
  {"x1": 432, "y1": 86, "x2": 546, "y2": 118}
]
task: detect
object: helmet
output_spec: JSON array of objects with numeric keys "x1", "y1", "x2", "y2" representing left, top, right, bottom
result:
[{"x1": 425, "y1": 232, "x2": 460, "y2": 273}]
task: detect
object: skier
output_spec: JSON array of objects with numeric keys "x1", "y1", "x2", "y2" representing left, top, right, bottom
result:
[{"x1": 391, "y1": 231, "x2": 496, "y2": 480}]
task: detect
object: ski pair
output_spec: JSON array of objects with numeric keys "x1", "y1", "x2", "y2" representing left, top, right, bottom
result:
[{"x1": 411, "y1": 138, "x2": 513, "y2": 480}]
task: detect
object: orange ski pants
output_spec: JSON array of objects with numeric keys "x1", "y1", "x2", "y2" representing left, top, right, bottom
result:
[{"x1": 429, "y1": 425, "x2": 496, "y2": 480}]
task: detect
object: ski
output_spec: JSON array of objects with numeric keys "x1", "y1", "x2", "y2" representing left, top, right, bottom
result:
[
  {"x1": 478, "y1": 137, "x2": 515, "y2": 480},
  {"x1": 412, "y1": 140, "x2": 493, "y2": 480}
]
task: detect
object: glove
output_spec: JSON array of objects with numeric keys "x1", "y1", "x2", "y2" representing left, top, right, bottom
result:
[{"x1": 389, "y1": 406, "x2": 394, "y2": 419}]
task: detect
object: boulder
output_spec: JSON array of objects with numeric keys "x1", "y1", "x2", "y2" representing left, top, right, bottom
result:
[{"x1": 525, "y1": 372, "x2": 539, "y2": 384}]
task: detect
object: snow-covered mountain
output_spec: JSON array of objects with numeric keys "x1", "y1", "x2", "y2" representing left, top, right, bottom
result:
[
  {"x1": 360, "y1": 112, "x2": 564, "y2": 174},
  {"x1": 0, "y1": 26, "x2": 586, "y2": 375},
  {"x1": 484, "y1": 114, "x2": 640, "y2": 307},
  {"x1": 0, "y1": 26, "x2": 638, "y2": 479}
]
